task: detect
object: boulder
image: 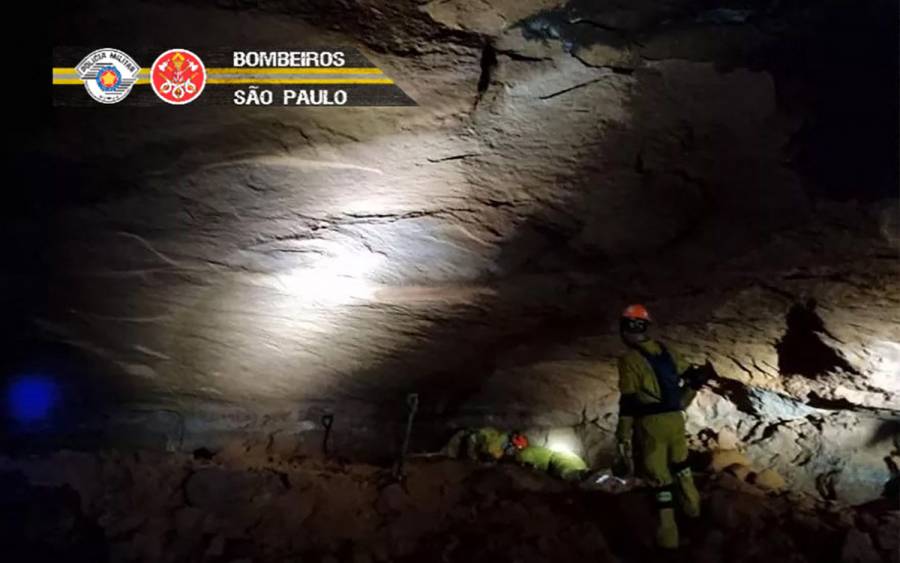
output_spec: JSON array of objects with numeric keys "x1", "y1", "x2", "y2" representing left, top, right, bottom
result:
[
  {"x1": 753, "y1": 468, "x2": 787, "y2": 492},
  {"x1": 716, "y1": 428, "x2": 741, "y2": 451},
  {"x1": 710, "y1": 450, "x2": 752, "y2": 473}
]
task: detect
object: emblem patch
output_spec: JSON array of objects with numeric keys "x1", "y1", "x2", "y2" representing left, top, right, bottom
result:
[
  {"x1": 75, "y1": 48, "x2": 141, "y2": 104},
  {"x1": 150, "y1": 49, "x2": 207, "y2": 105}
]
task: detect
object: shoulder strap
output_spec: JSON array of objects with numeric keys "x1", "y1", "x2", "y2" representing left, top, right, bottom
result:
[
  {"x1": 634, "y1": 341, "x2": 671, "y2": 363},
  {"x1": 634, "y1": 341, "x2": 682, "y2": 412}
]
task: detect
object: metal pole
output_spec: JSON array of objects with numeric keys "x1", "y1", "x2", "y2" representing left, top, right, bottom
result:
[
  {"x1": 393, "y1": 393, "x2": 419, "y2": 480},
  {"x1": 321, "y1": 414, "x2": 334, "y2": 456}
]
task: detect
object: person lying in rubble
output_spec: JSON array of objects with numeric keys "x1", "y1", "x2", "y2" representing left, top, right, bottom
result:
[{"x1": 443, "y1": 426, "x2": 589, "y2": 481}]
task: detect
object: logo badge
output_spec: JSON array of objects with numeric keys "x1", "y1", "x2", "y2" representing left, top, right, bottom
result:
[
  {"x1": 150, "y1": 49, "x2": 207, "y2": 105},
  {"x1": 75, "y1": 48, "x2": 141, "y2": 104}
]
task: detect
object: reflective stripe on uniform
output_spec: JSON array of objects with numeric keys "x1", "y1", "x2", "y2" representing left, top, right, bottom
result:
[{"x1": 655, "y1": 487, "x2": 675, "y2": 507}]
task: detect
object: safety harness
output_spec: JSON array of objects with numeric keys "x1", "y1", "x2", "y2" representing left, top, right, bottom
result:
[
  {"x1": 618, "y1": 342, "x2": 696, "y2": 512},
  {"x1": 618, "y1": 342, "x2": 683, "y2": 417}
]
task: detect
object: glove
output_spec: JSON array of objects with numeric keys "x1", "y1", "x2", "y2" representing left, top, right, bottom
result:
[{"x1": 613, "y1": 440, "x2": 634, "y2": 477}]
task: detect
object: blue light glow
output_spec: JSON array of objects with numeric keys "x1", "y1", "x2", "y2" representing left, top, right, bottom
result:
[{"x1": 7, "y1": 375, "x2": 58, "y2": 423}]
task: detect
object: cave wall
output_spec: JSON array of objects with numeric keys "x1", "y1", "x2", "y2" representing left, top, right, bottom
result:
[{"x1": 3, "y1": 0, "x2": 899, "y2": 503}]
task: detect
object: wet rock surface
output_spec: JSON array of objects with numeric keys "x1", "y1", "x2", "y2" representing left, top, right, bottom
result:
[{"x1": 2, "y1": 451, "x2": 899, "y2": 563}]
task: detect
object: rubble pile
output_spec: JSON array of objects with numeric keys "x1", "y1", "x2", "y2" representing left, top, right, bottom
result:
[{"x1": 1, "y1": 450, "x2": 897, "y2": 563}]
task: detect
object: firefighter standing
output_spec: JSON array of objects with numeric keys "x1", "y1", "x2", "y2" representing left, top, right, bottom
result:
[{"x1": 614, "y1": 304, "x2": 703, "y2": 549}]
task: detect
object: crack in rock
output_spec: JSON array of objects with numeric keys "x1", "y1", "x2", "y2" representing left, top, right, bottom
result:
[
  {"x1": 426, "y1": 153, "x2": 481, "y2": 163},
  {"x1": 539, "y1": 76, "x2": 607, "y2": 100}
]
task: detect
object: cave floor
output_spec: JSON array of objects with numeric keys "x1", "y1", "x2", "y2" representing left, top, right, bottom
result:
[{"x1": 1, "y1": 449, "x2": 898, "y2": 563}]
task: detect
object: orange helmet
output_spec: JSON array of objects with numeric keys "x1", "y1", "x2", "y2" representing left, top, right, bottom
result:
[{"x1": 622, "y1": 304, "x2": 652, "y2": 322}]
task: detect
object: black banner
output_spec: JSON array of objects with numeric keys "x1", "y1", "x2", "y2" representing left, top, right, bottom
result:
[{"x1": 52, "y1": 47, "x2": 417, "y2": 107}]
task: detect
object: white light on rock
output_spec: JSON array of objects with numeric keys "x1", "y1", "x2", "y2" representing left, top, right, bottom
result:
[
  {"x1": 870, "y1": 340, "x2": 900, "y2": 394},
  {"x1": 276, "y1": 246, "x2": 385, "y2": 306},
  {"x1": 547, "y1": 441, "x2": 576, "y2": 456},
  {"x1": 546, "y1": 438, "x2": 578, "y2": 456},
  {"x1": 544, "y1": 427, "x2": 583, "y2": 457}
]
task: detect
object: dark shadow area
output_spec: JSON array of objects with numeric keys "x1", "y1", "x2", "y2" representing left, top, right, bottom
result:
[
  {"x1": 804, "y1": 392, "x2": 859, "y2": 410},
  {"x1": 707, "y1": 377, "x2": 759, "y2": 416},
  {"x1": 867, "y1": 419, "x2": 900, "y2": 447},
  {"x1": 0, "y1": 471, "x2": 108, "y2": 563},
  {"x1": 521, "y1": 0, "x2": 900, "y2": 201},
  {"x1": 770, "y1": 0, "x2": 899, "y2": 200},
  {"x1": 776, "y1": 300, "x2": 856, "y2": 379},
  {"x1": 0, "y1": 339, "x2": 136, "y2": 453}
]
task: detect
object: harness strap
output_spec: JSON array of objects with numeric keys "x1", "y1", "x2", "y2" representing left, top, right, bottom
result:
[
  {"x1": 619, "y1": 393, "x2": 682, "y2": 417},
  {"x1": 634, "y1": 342, "x2": 683, "y2": 412}
]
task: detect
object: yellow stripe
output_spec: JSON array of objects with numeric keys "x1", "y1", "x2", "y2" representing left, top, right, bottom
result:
[
  {"x1": 53, "y1": 78, "x2": 152, "y2": 85},
  {"x1": 206, "y1": 78, "x2": 393, "y2": 85},
  {"x1": 52, "y1": 68, "x2": 148, "y2": 75},
  {"x1": 54, "y1": 78, "x2": 392, "y2": 85},
  {"x1": 53, "y1": 67, "x2": 381, "y2": 75},
  {"x1": 55, "y1": 74, "x2": 393, "y2": 86},
  {"x1": 207, "y1": 67, "x2": 383, "y2": 75}
]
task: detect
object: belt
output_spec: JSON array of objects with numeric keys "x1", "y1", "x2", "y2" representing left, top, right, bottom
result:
[{"x1": 619, "y1": 393, "x2": 682, "y2": 417}]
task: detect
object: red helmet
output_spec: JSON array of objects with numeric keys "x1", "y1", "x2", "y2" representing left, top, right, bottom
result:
[
  {"x1": 622, "y1": 304, "x2": 652, "y2": 322},
  {"x1": 511, "y1": 433, "x2": 529, "y2": 450}
]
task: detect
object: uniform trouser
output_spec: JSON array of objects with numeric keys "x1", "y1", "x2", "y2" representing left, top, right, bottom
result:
[
  {"x1": 636, "y1": 411, "x2": 701, "y2": 549},
  {"x1": 444, "y1": 430, "x2": 474, "y2": 459}
]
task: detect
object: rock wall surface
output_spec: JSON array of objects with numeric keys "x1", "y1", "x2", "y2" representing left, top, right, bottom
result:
[{"x1": 3, "y1": 0, "x2": 899, "y2": 503}]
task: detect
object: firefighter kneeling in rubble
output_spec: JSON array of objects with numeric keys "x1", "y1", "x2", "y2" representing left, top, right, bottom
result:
[
  {"x1": 444, "y1": 427, "x2": 588, "y2": 481},
  {"x1": 615, "y1": 304, "x2": 714, "y2": 550}
]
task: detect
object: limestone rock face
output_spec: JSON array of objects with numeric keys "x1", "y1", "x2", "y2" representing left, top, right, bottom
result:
[
  {"x1": 4, "y1": 0, "x2": 898, "y2": 504},
  {"x1": 423, "y1": 0, "x2": 565, "y2": 35}
]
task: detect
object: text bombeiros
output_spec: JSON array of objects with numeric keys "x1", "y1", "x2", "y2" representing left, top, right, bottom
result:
[{"x1": 232, "y1": 51, "x2": 346, "y2": 68}]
